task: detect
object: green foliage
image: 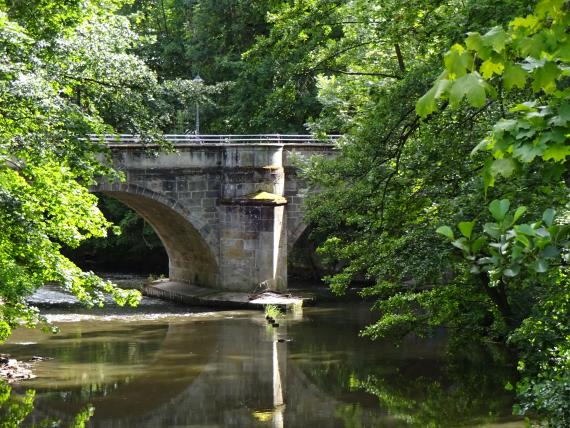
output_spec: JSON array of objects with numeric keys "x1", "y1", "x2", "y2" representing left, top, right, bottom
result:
[
  {"x1": 418, "y1": 0, "x2": 570, "y2": 423},
  {"x1": 0, "y1": 1, "x2": 157, "y2": 340},
  {"x1": 299, "y1": 0, "x2": 532, "y2": 340},
  {"x1": 418, "y1": 0, "x2": 570, "y2": 189},
  {"x1": 264, "y1": 304, "x2": 283, "y2": 320},
  {"x1": 257, "y1": 0, "x2": 569, "y2": 424},
  {"x1": 68, "y1": 194, "x2": 167, "y2": 273},
  {"x1": 509, "y1": 271, "x2": 570, "y2": 426},
  {"x1": 0, "y1": 380, "x2": 94, "y2": 427},
  {"x1": 125, "y1": 0, "x2": 278, "y2": 133},
  {"x1": 0, "y1": 382, "x2": 35, "y2": 428}
]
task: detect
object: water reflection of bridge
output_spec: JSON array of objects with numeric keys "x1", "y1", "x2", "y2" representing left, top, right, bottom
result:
[{"x1": 26, "y1": 313, "x2": 402, "y2": 427}]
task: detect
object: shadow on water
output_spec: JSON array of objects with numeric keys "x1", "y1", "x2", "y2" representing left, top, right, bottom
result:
[{"x1": 1, "y1": 297, "x2": 523, "y2": 427}]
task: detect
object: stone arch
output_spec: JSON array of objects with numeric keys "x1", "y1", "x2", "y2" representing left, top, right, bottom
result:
[
  {"x1": 92, "y1": 182, "x2": 219, "y2": 288},
  {"x1": 287, "y1": 221, "x2": 309, "y2": 253}
]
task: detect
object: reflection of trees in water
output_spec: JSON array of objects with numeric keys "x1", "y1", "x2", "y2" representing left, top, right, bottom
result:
[
  {"x1": 288, "y1": 307, "x2": 519, "y2": 427},
  {"x1": 355, "y1": 347, "x2": 517, "y2": 427},
  {"x1": 47, "y1": 324, "x2": 168, "y2": 366},
  {"x1": 6, "y1": 324, "x2": 167, "y2": 425},
  {"x1": 3, "y1": 306, "x2": 521, "y2": 428},
  {"x1": 0, "y1": 380, "x2": 93, "y2": 427}
]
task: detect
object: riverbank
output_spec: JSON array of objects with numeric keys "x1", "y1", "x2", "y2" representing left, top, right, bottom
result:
[{"x1": 0, "y1": 355, "x2": 36, "y2": 382}]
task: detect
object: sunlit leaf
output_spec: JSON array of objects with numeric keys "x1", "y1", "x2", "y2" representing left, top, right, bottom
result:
[
  {"x1": 458, "y1": 220, "x2": 476, "y2": 239},
  {"x1": 542, "y1": 144, "x2": 570, "y2": 162},
  {"x1": 480, "y1": 59, "x2": 505, "y2": 79},
  {"x1": 444, "y1": 44, "x2": 472, "y2": 78},
  {"x1": 513, "y1": 206, "x2": 527, "y2": 223}
]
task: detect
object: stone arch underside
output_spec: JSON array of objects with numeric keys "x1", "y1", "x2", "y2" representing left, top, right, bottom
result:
[
  {"x1": 94, "y1": 184, "x2": 219, "y2": 288},
  {"x1": 287, "y1": 221, "x2": 308, "y2": 254}
]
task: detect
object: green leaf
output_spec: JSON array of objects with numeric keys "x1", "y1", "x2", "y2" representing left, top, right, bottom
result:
[
  {"x1": 531, "y1": 258, "x2": 549, "y2": 273},
  {"x1": 514, "y1": 224, "x2": 535, "y2": 236},
  {"x1": 511, "y1": 14, "x2": 539, "y2": 30},
  {"x1": 416, "y1": 79, "x2": 451, "y2": 118},
  {"x1": 512, "y1": 141, "x2": 546, "y2": 162},
  {"x1": 482, "y1": 27, "x2": 508, "y2": 53},
  {"x1": 452, "y1": 237, "x2": 470, "y2": 252},
  {"x1": 490, "y1": 158, "x2": 517, "y2": 178},
  {"x1": 480, "y1": 59, "x2": 505, "y2": 79},
  {"x1": 539, "y1": 129, "x2": 566, "y2": 145},
  {"x1": 503, "y1": 64, "x2": 527, "y2": 90},
  {"x1": 465, "y1": 32, "x2": 491, "y2": 59},
  {"x1": 503, "y1": 266, "x2": 520, "y2": 277},
  {"x1": 513, "y1": 206, "x2": 527, "y2": 223},
  {"x1": 532, "y1": 61, "x2": 561, "y2": 93},
  {"x1": 449, "y1": 73, "x2": 487, "y2": 108},
  {"x1": 444, "y1": 44, "x2": 472, "y2": 78},
  {"x1": 489, "y1": 199, "x2": 510, "y2": 221},
  {"x1": 515, "y1": 127, "x2": 536, "y2": 140},
  {"x1": 471, "y1": 138, "x2": 490, "y2": 156},
  {"x1": 542, "y1": 144, "x2": 570, "y2": 162},
  {"x1": 436, "y1": 225, "x2": 454, "y2": 240},
  {"x1": 541, "y1": 245, "x2": 559, "y2": 258},
  {"x1": 458, "y1": 221, "x2": 476, "y2": 239},
  {"x1": 471, "y1": 236, "x2": 487, "y2": 253},
  {"x1": 542, "y1": 208, "x2": 556, "y2": 226},
  {"x1": 493, "y1": 119, "x2": 518, "y2": 135},
  {"x1": 516, "y1": 233, "x2": 531, "y2": 247},
  {"x1": 482, "y1": 160, "x2": 496, "y2": 192},
  {"x1": 548, "y1": 103, "x2": 570, "y2": 126},
  {"x1": 483, "y1": 222, "x2": 501, "y2": 238}
]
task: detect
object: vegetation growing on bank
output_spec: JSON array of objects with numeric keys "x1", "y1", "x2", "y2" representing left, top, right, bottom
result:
[{"x1": 0, "y1": 0, "x2": 568, "y2": 424}]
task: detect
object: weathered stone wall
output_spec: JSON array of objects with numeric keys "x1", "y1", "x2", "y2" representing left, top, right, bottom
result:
[{"x1": 94, "y1": 143, "x2": 334, "y2": 292}]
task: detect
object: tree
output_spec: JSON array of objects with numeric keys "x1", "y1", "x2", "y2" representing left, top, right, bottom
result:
[
  {"x1": 124, "y1": 0, "x2": 274, "y2": 133},
  {"x1": 288, "y1": 0, "x2": 532, "y2": 339},
  {"x1": 249, "y1": 0, "x2": 568, "y2": 423},
  {"x1": 420, "y1": 0, "x2": 570, "y2": 423},
  {"x1": 0, "y1": 0, "x2": 169, "y2": 341}
]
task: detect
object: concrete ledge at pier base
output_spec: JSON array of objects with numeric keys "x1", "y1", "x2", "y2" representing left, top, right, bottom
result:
[{"x1": 142, "y1": 279, "x2": 313, "y2": 310}]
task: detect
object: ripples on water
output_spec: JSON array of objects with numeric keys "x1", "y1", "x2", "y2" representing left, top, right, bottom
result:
[{"x1": 1, "y1": 279, "x2": 524, "y2": 428}]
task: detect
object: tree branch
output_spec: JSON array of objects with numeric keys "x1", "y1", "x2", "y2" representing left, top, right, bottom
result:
[{"x1": 395, "y1": 44, "x2": 406, "y2": 73}]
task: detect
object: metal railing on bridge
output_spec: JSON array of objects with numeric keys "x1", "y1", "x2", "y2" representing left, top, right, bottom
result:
[{"x1": 90, "y1": 134, "x2": 340, "y2": 145}]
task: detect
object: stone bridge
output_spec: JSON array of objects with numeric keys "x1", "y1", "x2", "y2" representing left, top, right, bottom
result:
[{"x1": 93, "y1": 135, "x2": 336, "y2": 293}]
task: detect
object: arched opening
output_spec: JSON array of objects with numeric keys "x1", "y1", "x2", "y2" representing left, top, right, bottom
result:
[
  {"x1": 69, "y1": 185, "x2": 219, "y2": 288},
  {"x1": 287, "y1": 226, "x2": 325, "y2": 283},
  {"x1": 68, "y1": 194, "x2": 169, "y2": 275},
  {"x1": 99, "y1": 190, "x2": 219, "y2": 288}
]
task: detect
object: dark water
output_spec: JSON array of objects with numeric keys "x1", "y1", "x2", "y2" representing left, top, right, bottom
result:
[{"x1": 2, "y1": 284, "x2": 523, "y2": 428}]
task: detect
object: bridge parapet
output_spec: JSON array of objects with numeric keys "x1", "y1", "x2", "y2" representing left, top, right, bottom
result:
[{"x1": 91, "y1": 134, "x2": 339, "y2": 146}]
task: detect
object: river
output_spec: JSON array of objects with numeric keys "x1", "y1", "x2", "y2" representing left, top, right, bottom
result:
[{"x1": 1, "y1": 278, "x2": 523, "y2": 427}]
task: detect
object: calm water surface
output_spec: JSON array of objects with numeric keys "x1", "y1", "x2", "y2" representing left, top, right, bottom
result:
[{"x1": 2, "y1": 284, "x2": 523, "y2": 428}]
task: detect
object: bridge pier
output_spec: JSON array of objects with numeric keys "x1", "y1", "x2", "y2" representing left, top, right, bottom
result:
[{"x1": 220, "y1": 204, "x2": 287, "y2": 292}]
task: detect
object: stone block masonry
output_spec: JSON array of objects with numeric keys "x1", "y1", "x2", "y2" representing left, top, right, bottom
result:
[{"x1": 93, "y1": 139, "x2": 335, "y2": 292}]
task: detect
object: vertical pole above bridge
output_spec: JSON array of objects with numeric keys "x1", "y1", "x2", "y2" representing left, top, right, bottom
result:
[{"x1": 219, "y1": 145, "x2": 288, "y2": 292}]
